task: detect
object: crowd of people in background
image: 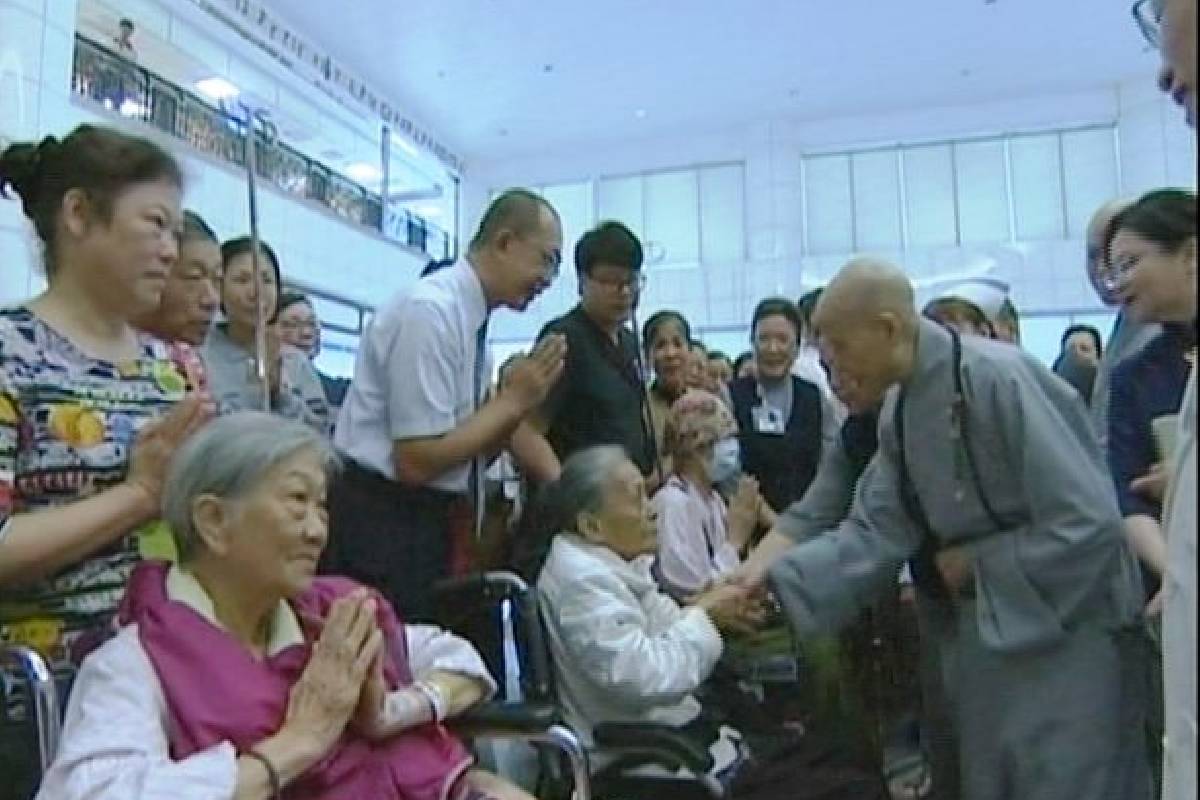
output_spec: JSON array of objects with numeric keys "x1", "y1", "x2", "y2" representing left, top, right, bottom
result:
[{"x1": 0, "y1": 1, "x2": 1195, "y2": 798}]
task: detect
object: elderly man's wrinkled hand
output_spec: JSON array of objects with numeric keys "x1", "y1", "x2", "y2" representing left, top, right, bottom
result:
[
  {"x1": 1131, "y1": 463, "x2": 1169, "y2": 503},
  {"x1": 692, "y1": 583, "x2": 766, "y2": 637}
]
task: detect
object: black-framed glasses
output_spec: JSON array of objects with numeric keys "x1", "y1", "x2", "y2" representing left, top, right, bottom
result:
[
  {"x1": 588, "y1": 272, "x2": 647, "y2": 294},
  {"x1": 1132, "y1": 0, "x2": 1164, "y2": 48}
]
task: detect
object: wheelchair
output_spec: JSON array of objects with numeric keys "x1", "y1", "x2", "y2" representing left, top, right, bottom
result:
[{"x1": 431, "y1": 570, "x2": 768, "y2": 800}]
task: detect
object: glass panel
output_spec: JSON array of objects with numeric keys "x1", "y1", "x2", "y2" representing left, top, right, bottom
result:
[
  {"x1": 312, "y1": 328, "x2": 361, "y2": 379},
  {"x1": 1061, "y1": 128, "x2": 1119, "y2": 239},
  {"x1": 851, "y1": 150, "x2": 902, "y2": 251},
  {"x1": 803, "y1": 155, "x2": 854, "y2": 255},
  {"x1": 955, "y1": 138, "x2": 1011, "y2": 244},
  {"x1": 1020, "y1": 314, "x2": 1072, "y2": 366},
  {"x1": 903, "y1": 144, "x2": 957, "y2": 248},
  {"x1": 1010, "y1": 133, "x2": 1066, "y2": 241},
  {"x1": 700, "y1": 164, "x2": 745, "y2": 263},
  {"x1": 541, "y1": 180, "x2": 593, "y2": 297},
  {"x1": 645, "y1": 170, "x2": 700, "y2": 265},
  {"x1": 597, "y1": 175, "x2": 645, "y2": 241}
]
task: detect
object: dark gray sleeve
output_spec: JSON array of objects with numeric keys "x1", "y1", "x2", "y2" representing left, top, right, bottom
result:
[{"x1": 767, "y1": 441, "x2": 923, "y2": 638}]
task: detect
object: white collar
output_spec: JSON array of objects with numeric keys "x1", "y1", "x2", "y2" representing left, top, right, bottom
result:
[{"x1": 166, "y1": 565, "x2": 304, "y2": 657}]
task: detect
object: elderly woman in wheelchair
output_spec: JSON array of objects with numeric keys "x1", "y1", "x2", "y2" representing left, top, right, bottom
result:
[
  {"x1": 537, "y1": 446, "x2": 887, "y2": 799},
  {"x1": 37, "y1": 412, "x2": 534, "y2": 800}
]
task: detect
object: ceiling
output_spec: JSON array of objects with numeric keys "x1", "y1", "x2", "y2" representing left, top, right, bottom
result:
[{"x1": 279, "y1": 0, "x2": 1159, "y2": 163}]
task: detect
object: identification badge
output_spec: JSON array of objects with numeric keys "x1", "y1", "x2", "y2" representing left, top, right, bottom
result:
[{"x1": 752, "y1": 405, "x2": 786, "y2": 436}]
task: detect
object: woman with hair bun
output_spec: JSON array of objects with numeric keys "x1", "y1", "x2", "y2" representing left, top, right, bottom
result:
[{"x1": 0, "y1": 126, "x2": 207, "y2": 694}]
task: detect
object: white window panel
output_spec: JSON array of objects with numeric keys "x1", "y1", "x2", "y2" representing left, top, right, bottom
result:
[
  {"x1": 1020, "y1": 314, "x2": 1072, "y2": 366},
  {"x1": 541, "y1": 181, "x2": 592, "y2": 283},
  {"x1": 596, "y1": 175, "x2": 645, "y2": 241},
  {"x1": 804, "y1": 154, "x2": 854, "y2": 255},
  {"x1": 306, "y1": 294, "x2": 360, "y2": 330},
  {"x1": 954, "y1": 139, "x2": 1011, "y2": 244},
  {"x1": 313, "y1": 328, "x2": 360, "y2": 379},
  {"x1": 903, "y1": 144, "x2": 957, "y2": 248},
  {"x1": 851, "y1": 150, "x2": 902, "y2": 251},
  {"x1": 1061, "y1": 128, "x2": 1119, "y2": 239},
  {"x1": 700, "y1": 164, "x2": 745, "y2": 263},
  {"x1": 1010, "y1": 133, "x2": 1066, "y2": 241},
  {"x1": 645, "y1": 170, "x2": 700, "y2": 265}
]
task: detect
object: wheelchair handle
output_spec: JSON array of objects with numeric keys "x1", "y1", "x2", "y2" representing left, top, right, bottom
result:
[{"x1": 1, "y1": 644, "x2": 62, "y2": 774}]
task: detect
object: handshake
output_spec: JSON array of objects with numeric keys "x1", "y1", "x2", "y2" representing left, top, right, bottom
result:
[{"x1": 686, "y1": 575, "x2": 774, "y2": 638}]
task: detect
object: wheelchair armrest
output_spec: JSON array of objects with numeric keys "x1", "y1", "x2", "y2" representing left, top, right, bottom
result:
[
  {"x1": 592, "y1": 721, "x2": 714, "y2": 775},
  {"x1": 448, "y1": 700, "x2": 559, "y2": 736},
  {"x1": 433, "y1": 571, "x2": 529, "y2": 602}
]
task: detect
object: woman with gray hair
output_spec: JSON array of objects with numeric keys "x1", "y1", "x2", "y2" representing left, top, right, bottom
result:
[
  {"x1": 39, "y1": 412, "x2": 534, "y2": 800},
  {"x1": 538, "y1": 447, "x2": 885, "y2": 798},
  {"x1": 537, "y1": 447, "x2": 751, "y2": 780}
]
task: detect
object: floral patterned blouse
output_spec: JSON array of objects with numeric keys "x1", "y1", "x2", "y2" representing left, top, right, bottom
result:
[{"x1": 0, "y1": 307, "x2": 186, "y2": 663}]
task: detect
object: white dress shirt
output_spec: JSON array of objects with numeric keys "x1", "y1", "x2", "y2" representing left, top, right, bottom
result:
[
  {"x1": 653, "y1": 476, "x2": 741, "y2": 597},
  {"x1": 36, "y1": 567, "x2": 496, "y2": 800},
  {"x1": 792, "y1": 345, "x2": 846, "y2": 426},
  {"x1": 335, "y1": 260, "x2": 490, "y2": 493}
]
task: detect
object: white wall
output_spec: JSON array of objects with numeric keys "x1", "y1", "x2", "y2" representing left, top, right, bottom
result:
[
  {"x1": 465, "y1": 81, "x2": 1196, "y2": 364},
  {"x1": 1, "y1": 0, "x2": 427, "y2": 312}
]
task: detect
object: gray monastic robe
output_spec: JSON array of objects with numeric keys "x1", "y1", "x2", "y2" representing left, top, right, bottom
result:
[
  {"x1": 768, "y1": 318, "x2": 1151, "y2": 800},
  {"x1": 776, "y1": 417, "x2": 962, "y2": 800}
]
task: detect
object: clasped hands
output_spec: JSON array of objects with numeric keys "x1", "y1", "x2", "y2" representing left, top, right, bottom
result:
[
  {"x1": 688, "y1": 577, "x2": 770, "y2": 637},
  {"x1": 284, "y1": 590, "x2": 440, "y2": 754}
]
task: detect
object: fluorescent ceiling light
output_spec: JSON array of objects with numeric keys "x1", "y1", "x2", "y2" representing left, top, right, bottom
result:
[
  {"x1": 345, "y1": 161, "x2": 382, "y2": 182},
  {"x1": 195, "y1": 77, "x2": 240, "y2": 102}
]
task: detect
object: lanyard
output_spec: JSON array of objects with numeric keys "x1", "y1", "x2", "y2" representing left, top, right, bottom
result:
[{"x1": 895, "y1": 329, "x2": 1009, "y2": 602}]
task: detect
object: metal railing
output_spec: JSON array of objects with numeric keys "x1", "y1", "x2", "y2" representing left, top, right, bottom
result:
[{"x1": 71, "y1": 34, "x2": 453, "y2": 262}]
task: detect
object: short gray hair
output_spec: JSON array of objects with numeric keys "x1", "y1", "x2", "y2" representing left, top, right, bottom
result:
[
  {"x1": 162, "y1": 412, "x2": 339, "y2": 561},
  {"x1": 545, "y1": 445, "x2": 629, "y2": 534}
]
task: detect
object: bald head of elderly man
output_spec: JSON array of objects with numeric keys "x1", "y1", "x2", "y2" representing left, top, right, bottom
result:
[{"x1": 809, "y1": 258, "x2": 921, "y2": 416}]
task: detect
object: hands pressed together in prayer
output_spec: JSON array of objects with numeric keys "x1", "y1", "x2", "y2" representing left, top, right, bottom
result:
[
  {"x1": 285, "y1": 590, "x2": 385, "y2": 755},
  {"x1": 502, "y1": 334, "x2": 568, "y2": 413}
]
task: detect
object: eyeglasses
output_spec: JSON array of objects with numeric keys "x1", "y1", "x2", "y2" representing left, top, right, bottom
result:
[
  {"x1": 1132, "y1": 0, "x2": 1164, "y2": 48},
  {"x1": 538, "y1": 251, "x2": 562, "y2": 282},
  {"x1": 1099, "y1": 253, "x2": 1142, "y2": 293},
  {"x1": 588, "y1": 272, "x2": 647, "y2": 293},
  {"x1": 278, "y1": 320, "x2": 319, "y2": 332}
]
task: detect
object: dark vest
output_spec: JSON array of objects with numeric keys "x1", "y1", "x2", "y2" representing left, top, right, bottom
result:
[{"x1": 729, "y1": 375, "x2": 823, "y2": 513}]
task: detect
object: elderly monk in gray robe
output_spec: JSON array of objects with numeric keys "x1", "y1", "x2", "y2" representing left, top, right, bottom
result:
[{"x1": 742, "y1": 259, "x2": 1152, "y2": 800}]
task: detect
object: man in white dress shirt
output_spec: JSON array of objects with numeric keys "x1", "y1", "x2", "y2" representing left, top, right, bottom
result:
[{"x1": 325, "y1": 190, "x2": 567, "y2": 621}]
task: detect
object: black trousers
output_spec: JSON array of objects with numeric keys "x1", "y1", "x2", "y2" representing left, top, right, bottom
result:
[{"x1": 320, "y1": 460, "x2": 457, "y2": 623}]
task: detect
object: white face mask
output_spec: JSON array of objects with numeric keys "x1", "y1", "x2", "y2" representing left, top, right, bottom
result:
[{"x1": 708, "y1": 437, "x2": 741, "y2": 484}]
